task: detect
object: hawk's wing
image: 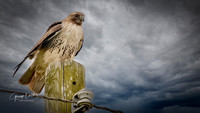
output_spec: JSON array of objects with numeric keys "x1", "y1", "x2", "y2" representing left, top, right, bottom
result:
[
  {"x1": 28, "y1": 21, "x2": 62, "y2": 56},
  {"x1": 13, "y1": 21, "x2": 63, "y2": 76},
  {"x1": 75, "y1": 36, "x2": 84, "y2": 56}
]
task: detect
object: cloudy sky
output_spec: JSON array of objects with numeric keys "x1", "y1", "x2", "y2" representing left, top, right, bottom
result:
[{"x1": 0, "y1": 0, "x2": 200, "y2": 113}]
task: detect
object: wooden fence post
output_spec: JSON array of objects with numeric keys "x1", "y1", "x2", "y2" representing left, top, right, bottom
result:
[{"x1": 44, "y1": 60, "x2": 85, "y2": 113}]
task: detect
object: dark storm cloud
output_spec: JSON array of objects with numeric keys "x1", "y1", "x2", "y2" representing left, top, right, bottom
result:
[
  {"x1": 1, "y1": 0, "x2": 200, "y2": 113},
  {"x1": 82, "y1": 0, "x2": 200, "y2": 113}
]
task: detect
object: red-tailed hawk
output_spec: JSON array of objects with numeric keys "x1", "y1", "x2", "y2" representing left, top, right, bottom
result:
[{"x1": 13, "y1": 12, "x2": 85, "y2": 94}]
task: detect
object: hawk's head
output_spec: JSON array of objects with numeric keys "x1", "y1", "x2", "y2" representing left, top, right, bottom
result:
[{"x1": 66, "y1": 12, "x2": 85, "y2": 25}]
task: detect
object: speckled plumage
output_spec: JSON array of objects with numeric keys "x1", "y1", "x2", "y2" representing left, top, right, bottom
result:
[{"x1": 43, "y1": 22, "x2": 83, "y2": 64}]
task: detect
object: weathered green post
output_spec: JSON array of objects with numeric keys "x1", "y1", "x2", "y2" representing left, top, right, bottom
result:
[{"x1": 44, "y1": 60, "x2": 85, "y2": 113}]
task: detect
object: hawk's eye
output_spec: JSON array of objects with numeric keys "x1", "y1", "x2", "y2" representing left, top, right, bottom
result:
[{"x1": 75, "y1": 14, "x2": 79, "y2": 17}]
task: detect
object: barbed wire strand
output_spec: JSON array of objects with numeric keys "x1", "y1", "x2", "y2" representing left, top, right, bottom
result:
[
  {"x1": 93, "y1": 105, "x2": 123, "y2": 113},
  {"x1": 0, "y1": 88, "x2": 123, "y2": 113}
]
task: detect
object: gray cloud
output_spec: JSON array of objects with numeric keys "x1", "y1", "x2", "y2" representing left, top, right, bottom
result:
[{"x1": 0, "y1": 0, "x2": 200, "y2": 113}]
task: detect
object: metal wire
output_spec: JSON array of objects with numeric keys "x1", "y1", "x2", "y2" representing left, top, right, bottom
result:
[{"x1": 0, "y1": 88, "x2": 123, "y2": 113}]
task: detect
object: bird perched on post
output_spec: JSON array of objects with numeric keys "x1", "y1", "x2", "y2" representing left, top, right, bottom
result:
[{"x1": 13, "y1": 12, "x2": 85, "y2": 94}]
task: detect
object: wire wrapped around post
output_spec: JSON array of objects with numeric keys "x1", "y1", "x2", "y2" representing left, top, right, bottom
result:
[{"x1": 44, "y1": 60, "x2": 85, "y2": 113}]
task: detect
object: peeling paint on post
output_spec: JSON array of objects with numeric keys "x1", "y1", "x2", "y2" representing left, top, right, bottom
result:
[{"x1": 45, "y1": 60, "x2": 85, "y2": 113}]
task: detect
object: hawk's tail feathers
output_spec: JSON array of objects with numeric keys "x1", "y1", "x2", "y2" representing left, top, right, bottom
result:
[
  {"x1": 29, "y1": 72, "x2": 45, "y2": 94},
  {"x1": 18, "y1": 65, "x2": 36, "y2": 85},
  {"x1": 18, "y1": 59, "x2": 45, "y2": 94}
]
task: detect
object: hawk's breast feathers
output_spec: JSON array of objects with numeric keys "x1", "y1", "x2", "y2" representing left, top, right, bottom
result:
[{"x1": 43, "y1": 23, "x2": 83, "y2": 64}]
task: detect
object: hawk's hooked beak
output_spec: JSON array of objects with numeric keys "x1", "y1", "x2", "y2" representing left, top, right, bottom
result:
[{"x1": 80, "y1": 16, "x2": 84, "y2": 22}]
